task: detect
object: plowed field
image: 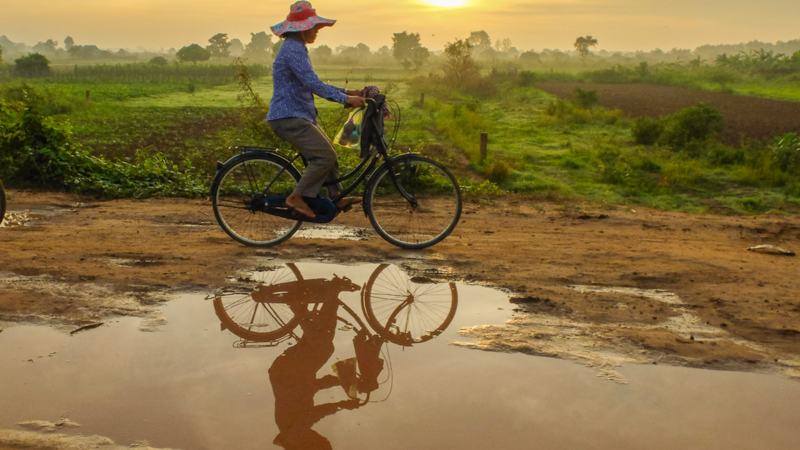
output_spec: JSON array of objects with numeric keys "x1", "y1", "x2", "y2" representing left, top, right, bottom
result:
[{"x1": 534, "y1": 81, "x2": 800, "y2": 146}]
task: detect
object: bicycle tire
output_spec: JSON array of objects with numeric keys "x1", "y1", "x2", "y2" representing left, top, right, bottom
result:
[
  {"x1": 363, "y1": 264, "x2": 458, "y2": 346},
  {"x1": 211, "y1": 153, "x2": 302, "y2": 246},
  {"x1": 364, "y1": 155, "x2": 462, "y2": 249},
  {"x1": 0, "y1": 180, "x2": 5, "y2": 227},
  {"x1": 213, "y1": 264, "x2": 305, "y2": 342}
]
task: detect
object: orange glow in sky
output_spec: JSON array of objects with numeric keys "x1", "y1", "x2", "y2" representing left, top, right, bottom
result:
[{"x1": 1, "y1": 1, "x2": 799, "y2": 52}]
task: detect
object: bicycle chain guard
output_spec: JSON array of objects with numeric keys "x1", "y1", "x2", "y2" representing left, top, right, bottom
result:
[{"x1": 261, "y1": 196, "x2": 337, "y2": 224}]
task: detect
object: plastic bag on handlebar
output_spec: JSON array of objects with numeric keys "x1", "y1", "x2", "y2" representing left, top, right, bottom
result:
[{"x1": 334, "y1": 105, "x2": 366, "y2": 149}]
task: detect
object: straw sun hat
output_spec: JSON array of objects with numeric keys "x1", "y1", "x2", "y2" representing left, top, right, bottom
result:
[{"x1": 270, "y1": 1, "x2": 336, "y2": 37}]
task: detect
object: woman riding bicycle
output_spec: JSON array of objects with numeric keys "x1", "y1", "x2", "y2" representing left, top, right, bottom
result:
[{"x1": 268, "y1": 1, "x2": 367, "y2": 219}]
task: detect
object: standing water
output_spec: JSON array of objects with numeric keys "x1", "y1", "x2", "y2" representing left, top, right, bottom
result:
[{"x1": 1, "y1": 262, "x2": 798, "y2": 450}]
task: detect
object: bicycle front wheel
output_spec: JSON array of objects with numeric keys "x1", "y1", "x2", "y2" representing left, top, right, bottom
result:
[
  {"x1": 211, "y1": 153, "x2": 302, "y2": 246},
  {"x1": 363, "y1": 264, "x2": 458, "y2": 346},
  {"x1": 365, "y1": 156, "x2": 462, "y2": 249}
]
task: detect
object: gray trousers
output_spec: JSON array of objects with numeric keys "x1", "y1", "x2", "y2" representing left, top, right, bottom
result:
[{"x1": 269, "y1": 117, "x2": 342, "y2": 198}]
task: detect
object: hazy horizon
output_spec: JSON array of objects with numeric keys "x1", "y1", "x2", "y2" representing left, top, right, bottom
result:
[{"x1": 2, "y1": 0, "x2": 800, "y2": 53}]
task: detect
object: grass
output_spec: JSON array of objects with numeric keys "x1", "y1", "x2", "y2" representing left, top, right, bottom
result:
[
  {"x1": 406, "y1": 72, "x2": 800, "y2": 214},
  {"x1": 2, "y1": 61, "x2": 799, "y2": 214}
]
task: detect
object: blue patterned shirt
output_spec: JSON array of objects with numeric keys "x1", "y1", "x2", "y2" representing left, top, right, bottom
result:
[{"x1": 267, "y1": 37, "x2": 347, "y2": 124}]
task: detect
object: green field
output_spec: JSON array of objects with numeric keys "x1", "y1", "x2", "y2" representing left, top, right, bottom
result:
[{"x1": 1, "y1": 59, "x2": 799, "y2": 213}]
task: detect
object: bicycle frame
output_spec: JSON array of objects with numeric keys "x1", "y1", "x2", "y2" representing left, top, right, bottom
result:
[{"x1": 230, "y1": 98, "x2": 418, "y2": 214}]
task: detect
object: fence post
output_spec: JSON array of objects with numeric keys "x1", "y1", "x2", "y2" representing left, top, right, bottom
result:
[
  {"x1": 86, "y1": 90, "x2": 91, "y2": 101},
  {"x1": 419, "y1": 93, "x2": 425, "y2": 108},
  {"x1": 480, "y1": 133, "x2": 488, "y2": 161}
]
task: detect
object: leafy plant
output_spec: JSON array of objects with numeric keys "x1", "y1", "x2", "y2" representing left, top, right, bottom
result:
[
  {"x1": 631, "y1": 117, "x2": 663, "y2": 145},
  {"x1": 658, "y1": 103, "x2": 724, "y2": 149},
  {"x1": 773, "y1": 133, "x2": 800, "y2": 173}
]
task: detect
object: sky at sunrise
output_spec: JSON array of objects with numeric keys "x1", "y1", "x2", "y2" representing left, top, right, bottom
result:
[{"x1": 2, "y1": 0, "x2": 799, "y2": 52}]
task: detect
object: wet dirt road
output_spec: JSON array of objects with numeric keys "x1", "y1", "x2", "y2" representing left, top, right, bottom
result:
[{"x1": 1, "y1": 191, "x2": 799, "y2": 447}]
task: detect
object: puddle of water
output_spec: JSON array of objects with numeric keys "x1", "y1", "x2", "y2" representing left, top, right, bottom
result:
[
  {"x1": 293, "y1": 224, "x2": 372, "y2": 241},
  {"x1": 1, "y1": 263, "x2": 799, "y2": 450}
]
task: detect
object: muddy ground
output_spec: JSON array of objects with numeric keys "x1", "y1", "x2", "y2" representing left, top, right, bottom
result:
[
  {"x1": 1, "y1": 190, "x2": 799, "y2": 380},
  {"x1": 534, "y1": 81, "x2": 800, "y2": 146}
]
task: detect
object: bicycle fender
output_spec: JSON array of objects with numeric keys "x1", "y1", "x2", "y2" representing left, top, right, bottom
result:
[{"x1": 209, "y1": 150, "x2": 297, "y2": 197}]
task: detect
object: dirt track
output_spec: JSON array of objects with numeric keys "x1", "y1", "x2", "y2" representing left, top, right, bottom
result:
[
  {"x1": 1, "y1": 190, "x2": 799, "y2": 378},
  {"x1": 534, "y1": 81, "x2": 800, "y2": 145}
]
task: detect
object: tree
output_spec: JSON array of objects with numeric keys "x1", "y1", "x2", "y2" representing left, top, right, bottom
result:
[
  {"x1": 32, "y1": 39, "x2": 58, "y2": 54},
  {"x1": 64, "y1": 36, "x2": 74, "y2": 50},
  {"x1": 245, "y1": 31, "x2": 272, "y2": 60},
  {"x1": 392, "y1": 31, "x2": 427, "y2": 69},
  {"x1": 412, "y1": 46, "x2": 430, "y2": 68},
  {"x1": 271, "y1": 40, "x2": 283, "y2": 60},
  {"x1": 229, "y1": 38, "x2": 245, "y2": 57},
  {"x1": 467, "y1": 31, "x2": 492, "y2": 51},
  {"x1": 207, "y1": 33, "x2": 231, "y2": 59},
  {"x1": 176, "y1": 44, "x2": 211, "y2": 64},
  {"x1": 0, "y1": 46, "x2": 3, "y2": 64},
  {"x1": 15, "y1": 53, "x2": 51, "y2": 77},
  {"x1": 443, "y1": 39, "x2": 479, "y2": 87},
  {"x1": 519, "y1": 50, "x2": 541, "y2": 64},
  {"x1": 355, "y1": 43, "x2": 371, "y2": 57},
  {"x1": 310, "y1": 44, "x2": 332, "y2": 63},
  {"x1": 573, "y1": 36, "x2": 598, "y2": 60}
]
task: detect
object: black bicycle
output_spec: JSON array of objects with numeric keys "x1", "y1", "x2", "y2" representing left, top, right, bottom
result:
[
  {"x1": 210, "y1": 96, "x2": 462, "y2": 249},
  {"x1": 0, "y1": 179, "x2": 6, "y2": 227}
]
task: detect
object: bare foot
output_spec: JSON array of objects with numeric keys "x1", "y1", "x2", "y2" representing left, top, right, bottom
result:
[{"x1": 285, "y1": 193, "x2": 315, "y2": 219}]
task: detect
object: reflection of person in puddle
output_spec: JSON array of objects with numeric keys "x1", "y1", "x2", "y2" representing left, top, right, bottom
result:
[{"x1": 268, "y1": 278, "x2": 360, "y2": 450}]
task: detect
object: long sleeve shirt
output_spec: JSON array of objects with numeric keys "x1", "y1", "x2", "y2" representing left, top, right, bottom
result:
[{"x1": 267, "y1": 36, "x2": 347, "y2": 124}]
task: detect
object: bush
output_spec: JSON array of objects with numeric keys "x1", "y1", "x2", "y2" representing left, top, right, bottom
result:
[
  {"x1": 631, "y1": 116, "x2": 663, "y2": 145},
  {"x1": 15, "y1": 53, "x2": 51, "y2": 78},
  {"x1": 0, "y1": 82, "x2": 72, "y2": 116},
  {"x1": 0, "y1": 89, "x2": 205, "y2": 198},
  {"x1": 573, "y1": 88, "x2": 598, "y2": 108},
  {"x1": 149, "y1": 56, "x2": 169, "y2": 65},
  {"x1": 658, "y1": 103, "x2": 724, "y2": 149}
]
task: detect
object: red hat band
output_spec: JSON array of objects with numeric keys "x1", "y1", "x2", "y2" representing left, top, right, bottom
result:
[{"x1": 287, "y1": 8, "x2": 316, "y2": 21}]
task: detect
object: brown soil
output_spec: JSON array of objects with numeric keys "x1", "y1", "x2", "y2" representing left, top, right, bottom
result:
[
  {"x1": 534, "y1": 81, "x2": 800, "y2": 146},
  {"x1": 2, "y1": 190, "x2": 799, "y2": 378}
]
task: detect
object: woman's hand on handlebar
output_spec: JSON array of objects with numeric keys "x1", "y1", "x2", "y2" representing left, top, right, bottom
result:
[
  {"x1": 345, "y1": 96, "x2": 367, "y2": 107},
  {"x1": 345, "y1": 88, "x2": 365, "y2": 97}
]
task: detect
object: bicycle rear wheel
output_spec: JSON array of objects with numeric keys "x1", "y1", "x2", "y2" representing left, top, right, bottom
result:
[
  {"x1": 213, "y1": 264, "x2": 305, "y2": 342},
  {"x1": 211, "y1": 153, "x2": 302, "y2": 246},
  {"x1": 365, "y1": 156, "x2": 462, "y2": 249}
]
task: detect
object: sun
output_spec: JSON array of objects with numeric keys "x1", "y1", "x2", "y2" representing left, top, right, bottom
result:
[{"x1": 424, "y1": 0, "x2": 468, "y2": 7}]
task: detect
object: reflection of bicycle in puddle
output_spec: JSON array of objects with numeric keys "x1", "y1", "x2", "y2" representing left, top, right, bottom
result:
[
  {"x1": 212, "y1": 264, "x2": 458, "y2": 448},
  {"x1": 213, "y1": 263, "x2": 458, "y2": 350}
]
